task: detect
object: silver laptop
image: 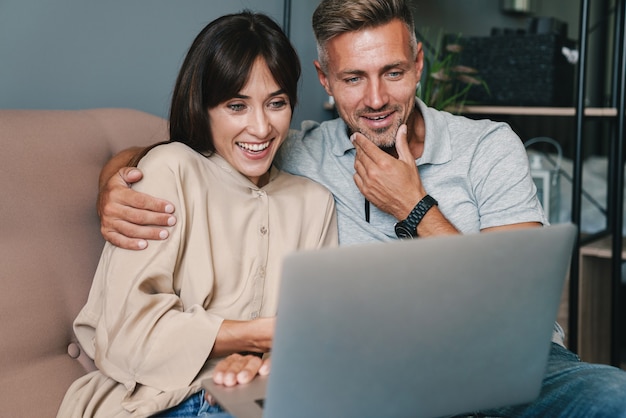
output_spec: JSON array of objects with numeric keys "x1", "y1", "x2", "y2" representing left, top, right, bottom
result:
[{"x1": 203, "y1": 224, "x2": 576, "y2": 418}]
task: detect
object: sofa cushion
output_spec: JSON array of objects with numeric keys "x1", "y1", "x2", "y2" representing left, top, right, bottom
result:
[{"x1": 0, "y1": 109, "x2": 168, "y2": 416}]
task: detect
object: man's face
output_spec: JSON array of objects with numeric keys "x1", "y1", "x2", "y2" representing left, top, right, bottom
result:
[{"x1": 315, "y1": 19, "x2": 423, "y2": 148}]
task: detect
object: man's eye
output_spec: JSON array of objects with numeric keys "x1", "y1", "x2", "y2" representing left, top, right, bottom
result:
[
  {"x1": 388, "y1": 71, "x2": 402, "y2": 78},
  {"x1": 345, "y1": 77, "x2": 360, "y2": 84}
]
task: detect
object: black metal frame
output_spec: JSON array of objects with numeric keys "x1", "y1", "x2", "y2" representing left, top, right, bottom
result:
[
  {"x1": 610, "y1": 0, "x2": 626, "y2": 367},
  {"x1": 569, "y1": 0, "x2": 625, "y2": 367},
  {"x1": 282, "y1": 0, "x2": 292, "y2": 38}
]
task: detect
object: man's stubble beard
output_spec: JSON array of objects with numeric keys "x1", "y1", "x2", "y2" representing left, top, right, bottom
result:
[
  {"x1": 361, "y1": 119, "x2": 402, "y2": 149},
  {"x1": 340, "y1": 108, "x2": 403, "y2": 149}
]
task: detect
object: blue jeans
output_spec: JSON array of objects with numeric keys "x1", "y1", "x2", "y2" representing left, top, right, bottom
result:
[
  {"x1": 478, "y1": 342, "x2": 626, "y2": 417},
  {"x1": 151, "y1": 390, "x2": 234, "y2": 418}
]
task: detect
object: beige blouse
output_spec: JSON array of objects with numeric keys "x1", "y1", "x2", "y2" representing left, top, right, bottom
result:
[{"x1": 58, "y1": 142, "x2": 338, "y2": 417}]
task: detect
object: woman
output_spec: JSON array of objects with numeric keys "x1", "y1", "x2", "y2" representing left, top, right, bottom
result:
[{"x1": 57, "y1": 11, "x2": 337, "y2": 418}]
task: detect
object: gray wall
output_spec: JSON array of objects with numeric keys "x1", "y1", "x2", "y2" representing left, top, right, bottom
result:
[
  {"x1": 0, "y1": 0, "x2": 588, "y2": 126},
  {"x1": 289, "y1": 0, "x2": 336, "y2": 126},
  {"x1": 0, "y1": 0, "x2": 329, "y2": 126},
  {"x1": 0, "y1": 0, "x2": 283, "y2": 117}
]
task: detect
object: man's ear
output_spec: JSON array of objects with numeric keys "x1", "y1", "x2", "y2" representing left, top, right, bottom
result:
[
  {"x1": 414, "y1": 42, "x2": 425, "y2": 80},
  {"x1": 314, "y1": 60, "x2": 333, "y2": 96}
]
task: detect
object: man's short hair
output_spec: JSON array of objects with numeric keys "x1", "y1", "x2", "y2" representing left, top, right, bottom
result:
[{"x1": 312, "y1": 0, "x2": 418, "y2": 71}]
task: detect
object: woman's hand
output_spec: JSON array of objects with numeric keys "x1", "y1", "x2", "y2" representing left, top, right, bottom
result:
[{"x1": 212, "y1": 353, "x2": 272, "y2": 387}]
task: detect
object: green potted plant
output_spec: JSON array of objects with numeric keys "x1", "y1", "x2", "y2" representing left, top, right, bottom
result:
[{"x1": 418, "y1": 33, "x2": 488, "y2": 112}]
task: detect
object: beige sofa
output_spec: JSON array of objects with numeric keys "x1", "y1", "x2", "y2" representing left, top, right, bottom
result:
[{"x1": 0, "y1": 109, "x2": 168, "y2": 416}]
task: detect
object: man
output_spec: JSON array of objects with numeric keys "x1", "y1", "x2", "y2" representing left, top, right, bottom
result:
[{"x1": 98, "y1": 0, "x2": 626, "y2": 416}]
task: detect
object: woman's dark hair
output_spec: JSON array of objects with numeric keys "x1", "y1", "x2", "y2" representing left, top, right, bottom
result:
[
  {"x1": 170, "y1": 11, "x2": 300, "y2": 153},
  {"x1": 131, "y1": 11, "x2": 301, "y2": 165}
]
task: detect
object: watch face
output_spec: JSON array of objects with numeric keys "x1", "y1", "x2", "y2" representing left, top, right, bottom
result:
[{"x1": 394, "y1": 223, "x2": 415, "y2": 239}]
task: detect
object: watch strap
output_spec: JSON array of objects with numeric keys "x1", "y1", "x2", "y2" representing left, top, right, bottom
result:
[{"x1": 397, "y1": 194, "x2": 438, "y2": 238}]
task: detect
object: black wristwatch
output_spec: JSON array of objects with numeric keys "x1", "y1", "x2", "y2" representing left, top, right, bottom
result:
[{"x1": 394, "y1": 194, "x2": 438, "y2": 239}]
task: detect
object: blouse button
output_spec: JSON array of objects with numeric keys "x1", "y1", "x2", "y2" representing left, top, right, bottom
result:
[
  {"x1": 67, "y1": 343, "x2": 81, "y2": 359},
  {"x1": 260, "y1": 226, "x2": 268, "y2": 235}
]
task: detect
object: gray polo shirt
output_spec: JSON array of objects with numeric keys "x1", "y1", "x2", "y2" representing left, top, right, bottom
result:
[{"x1": 276, "y1": 99, "x2": 547, "y2": 246}]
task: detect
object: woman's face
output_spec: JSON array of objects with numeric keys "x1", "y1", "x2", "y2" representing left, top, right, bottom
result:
[{"x1": 208, "y1": 57, "x2": 292, "y2": 187}]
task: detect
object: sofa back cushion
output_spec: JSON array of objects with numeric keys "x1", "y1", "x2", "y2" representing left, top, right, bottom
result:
[{"x1": 0, "y1": 109, "x2": 168, "y2": 416}]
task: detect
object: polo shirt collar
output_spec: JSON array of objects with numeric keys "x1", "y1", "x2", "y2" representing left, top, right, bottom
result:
[
  {"x1": 327, "y1": 118, "x2": 354, "y2": 157},
  {"x1": 415, "y1": 98, "x2": 452, "y2": 166}
]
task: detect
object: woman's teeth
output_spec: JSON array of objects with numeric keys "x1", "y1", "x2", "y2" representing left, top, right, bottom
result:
[{"x1": 237, "y1": 141, "x2": 270, "y2": 152}]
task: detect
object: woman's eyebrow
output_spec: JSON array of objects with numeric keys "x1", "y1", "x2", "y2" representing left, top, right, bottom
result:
[{"x1": 233, "y1": 88, "x2": 286, "y2": 100}]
